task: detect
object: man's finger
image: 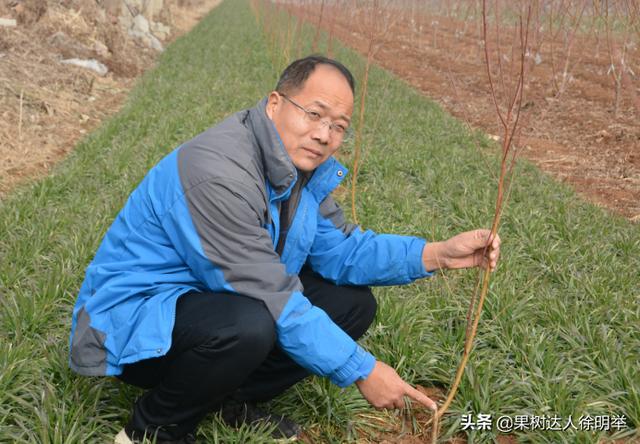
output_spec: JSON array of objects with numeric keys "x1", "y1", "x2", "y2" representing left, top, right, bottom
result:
[
  {"x1": 475, "y1": 229, "x2": 496, "y2": 251},
  {"x1": 476, "y1": 251, "x2": 487, "y2": 268},
  {"x1": 492, "y1": 234, "x2": 501, "y2": 249},
  {"x1": 404, "y1": 384, "x2": 438, "y2": 411}
]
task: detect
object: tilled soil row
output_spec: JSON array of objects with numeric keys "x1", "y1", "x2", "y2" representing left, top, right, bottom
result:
[{"x1": 289, "y1": 4, "x2": 639, "y2": 221}]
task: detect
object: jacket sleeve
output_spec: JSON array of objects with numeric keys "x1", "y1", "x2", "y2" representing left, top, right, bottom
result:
[
  {"x1": 308, "y1": 196, "x2": 434, "y2": 286},
  {"x1": 161, "y1": 178, "x2": 374, "y2": 387}
]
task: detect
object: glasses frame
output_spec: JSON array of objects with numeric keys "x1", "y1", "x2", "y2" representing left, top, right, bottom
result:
[{"x1": 278, "y1": 92, "x2": 353, "y2": 142}]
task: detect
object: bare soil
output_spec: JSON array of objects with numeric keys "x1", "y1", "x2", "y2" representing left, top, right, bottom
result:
[
  {"x1": 0, "y1": 0, "x2": 221, "y2": 197},
  {"x1": 349, "y1": 386, "x2": 474, "y2": 444},
  {"x1": 291, "y1": 4, "x2": 640, "y2": 221},
  {"x1": 4, "y1": 2, "x2": 638, "y2": 222}
]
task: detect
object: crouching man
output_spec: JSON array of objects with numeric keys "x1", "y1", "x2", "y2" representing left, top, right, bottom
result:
[{"x1": 69, "y1": 55, "x2": 500, "y2": 444}]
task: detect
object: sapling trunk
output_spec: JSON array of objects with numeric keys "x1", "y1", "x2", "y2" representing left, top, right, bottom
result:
[
  {"x1": 350, "y1": 37, "x2": 374, "y2": 224},
  {"x1": 430, "y1": 2, "x2": 531, "y2": 442},
  {"x1": 350, "y1": 0, "x2": 388, "y2": 224},
  {"x1": 604, "y1": 0, "x2": 636, "y2": 118}
]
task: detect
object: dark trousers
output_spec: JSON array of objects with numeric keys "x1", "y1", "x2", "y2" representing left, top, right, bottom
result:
[{"x1": 117, "y1": 265, "x2": 377, "y2": 440}]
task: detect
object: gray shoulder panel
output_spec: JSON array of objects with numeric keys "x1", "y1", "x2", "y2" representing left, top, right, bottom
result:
[
  {"x1": 178, "y1": 113, "x2": 268, "y2": 219},
  {"x1": 69, "y1": 306, "x2": 107, "y2": 376},
  {"x1": 184, "y1": 179, "x2": 302, "y2": 319},
  {"x1": 176, "y1": 105, "x2": 303, "y2": 319},
  {"x1": 319, "y1": 196, "x2": 357, "y2": 236}
]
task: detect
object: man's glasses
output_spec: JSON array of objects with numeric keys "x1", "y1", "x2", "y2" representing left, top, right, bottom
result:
[{"x1": 279, "y1": 93, "x2": 353, "y2": 141}]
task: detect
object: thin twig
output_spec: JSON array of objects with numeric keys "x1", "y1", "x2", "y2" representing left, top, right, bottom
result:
[
  {"x1": 351, "y1": 36, "x2": 375, "y2": 224},
  {"x1": 483, "y1": 1, "x2": 506, "y2": 129},
  {"x1": 351, "y1": 0, "x2": 389, "y2": 224}
]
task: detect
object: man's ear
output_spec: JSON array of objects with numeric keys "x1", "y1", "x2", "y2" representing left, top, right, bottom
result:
[{"x1": 265, "y1": 91, "x2": 281, "y2": 119}]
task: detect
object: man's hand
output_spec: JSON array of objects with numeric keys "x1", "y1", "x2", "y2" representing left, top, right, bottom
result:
[
  {"x1": 355, "y1": 361, "x2": 438, "y2": 411},
  {"x1": 422, "y1": 229, "x2": 501, "y2": 272}
]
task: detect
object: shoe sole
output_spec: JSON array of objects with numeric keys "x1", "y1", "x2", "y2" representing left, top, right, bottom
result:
[
  {"x1": 114, "y1": 428, "x2": 133, "y2": 444},
  {"x1": 273, "y1": 437, "x2": 298, "y2": 443}
]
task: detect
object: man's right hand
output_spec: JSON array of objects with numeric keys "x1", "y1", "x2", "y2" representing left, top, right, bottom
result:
[{"x1": 355, "y1": 361, "x2": 438, "y2": 411}]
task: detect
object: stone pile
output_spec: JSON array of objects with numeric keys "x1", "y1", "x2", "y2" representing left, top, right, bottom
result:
[{"x1": 114, "y1": 0, "x2": 172, "y2": 51}]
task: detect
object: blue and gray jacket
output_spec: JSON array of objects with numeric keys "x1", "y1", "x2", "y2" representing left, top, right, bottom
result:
[{"x1": 69, "y1": 98, "x2": 432, "y2": 387}]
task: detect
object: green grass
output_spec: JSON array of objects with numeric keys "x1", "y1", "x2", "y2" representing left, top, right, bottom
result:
[{"x1": 1, "y1": 0, "x2": 639, "y2": 442}]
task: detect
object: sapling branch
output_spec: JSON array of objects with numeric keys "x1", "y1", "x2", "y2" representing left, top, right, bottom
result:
[
  {"x1": 350, "y1": 0, "x2": 389, "y2": 224},
  {"x1": 312, "y1": 0, "x2": 326, "y2": 52},
  {"x1": 430, "y1": 2, "x2": 531, "y2": 442},
  {"x1": 350, "y1": 35, "x2": 375, "y2": 224}
]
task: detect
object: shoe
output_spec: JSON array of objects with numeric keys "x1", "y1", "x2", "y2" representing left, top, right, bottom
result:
[
  {"x1": 114, "y1": 424, "x2": 197, "y2": 444},
  {"x1": 220, "y1": 401, "x2": 300, "y2": 441},
  {"x1": 114, "y1": 428, "x2": 133, "y2": 444}
]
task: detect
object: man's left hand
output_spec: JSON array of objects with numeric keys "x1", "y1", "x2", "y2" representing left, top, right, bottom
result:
[{"x1": 422, "y1": 229, "x2": 501, "y2": 272}]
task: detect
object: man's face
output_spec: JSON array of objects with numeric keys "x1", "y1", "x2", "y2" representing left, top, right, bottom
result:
[{"x1": 266, "y1": 65, "x2": 354, "y2": 172}]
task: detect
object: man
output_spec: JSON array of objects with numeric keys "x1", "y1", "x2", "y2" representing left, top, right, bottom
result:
[{"x1": 69, "y1": 55, "x2": 500, "y2": 444}]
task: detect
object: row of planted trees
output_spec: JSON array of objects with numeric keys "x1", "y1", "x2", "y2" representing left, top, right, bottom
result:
[
  {"x1": 254, "y1": 0, "x2": 638, "y2": 227},
  {"x1": 262, "y1": 0, "x2": 639, "y2": 115},
  {"x1": 250, "y1": 0, "x2": 633, "y2": 441}
]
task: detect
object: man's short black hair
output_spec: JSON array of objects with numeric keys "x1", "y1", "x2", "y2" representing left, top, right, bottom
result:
[{"x1": 276, "y1": 55, "x2": 355, "y2": 96}]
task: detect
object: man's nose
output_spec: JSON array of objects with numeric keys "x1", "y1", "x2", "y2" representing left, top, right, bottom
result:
[{"x1": 311, "y1": 122, "x2": 331, "y2": 144}]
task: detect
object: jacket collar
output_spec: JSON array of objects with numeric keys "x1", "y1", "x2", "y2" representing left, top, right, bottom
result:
[
  {"x1": 247, "y1": 97, "x2": 348, "y2": 200},
  {"x1": 308, "y1": 157, "x2": 348, "y2": 201},
  {"x1": 248, "y1": 97, "x2": 296, "y2": 196}
]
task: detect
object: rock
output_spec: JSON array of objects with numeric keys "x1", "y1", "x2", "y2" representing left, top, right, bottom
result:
[
  {"x1": 48, "y1": 31, "x2": 93, "y2": 59},
  {"x1": 150, "y1": 21, "x2": 170, "y2": 40},
  {"x1": 127, "y1": 0, "x2": 163, "y2": 19},
  {"x1": 115, "y1": 1, "x2": 167, "y2": 50},
  {"x1": 128, "y1": 29, "x2": 163, "y2": 51},
  {"x1": 0, "y1": 17, "x2": 17, "y2": 27},
  {"x1": 148, "y1": 34, "x2": 163, "y2": 51},
  {"x1": 128, "y1": 15, "x2": 164, "y2": 51},
  {"x1": 93, "y1": 40, "x2": 110, "y2": 58},
  {"x1": 125, "y1": 0, "x2": 143, "y2": 15},
  {"x1": 534, "y1": 52, "x2": 542, "y2": 65},
  {"x1": 61, "y1": 58, "x2": 109, "y2": 76},
  {"x1": 152, "y1": 29, "x2": 168, "y2": 41},
  {"x1": 132, "y1": 14, "x2": 149, "y2": 34},
  {"x1": 48, "y1": 31, "x2": 68, "y2": 45},
  {"x1": 128, "y1": 29, "x2": 148, "y2": 46}
]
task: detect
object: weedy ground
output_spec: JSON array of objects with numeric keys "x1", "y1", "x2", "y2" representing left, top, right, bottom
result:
[{"x1": 0, "y1": 0, "x2": 638, "y2": 443}]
